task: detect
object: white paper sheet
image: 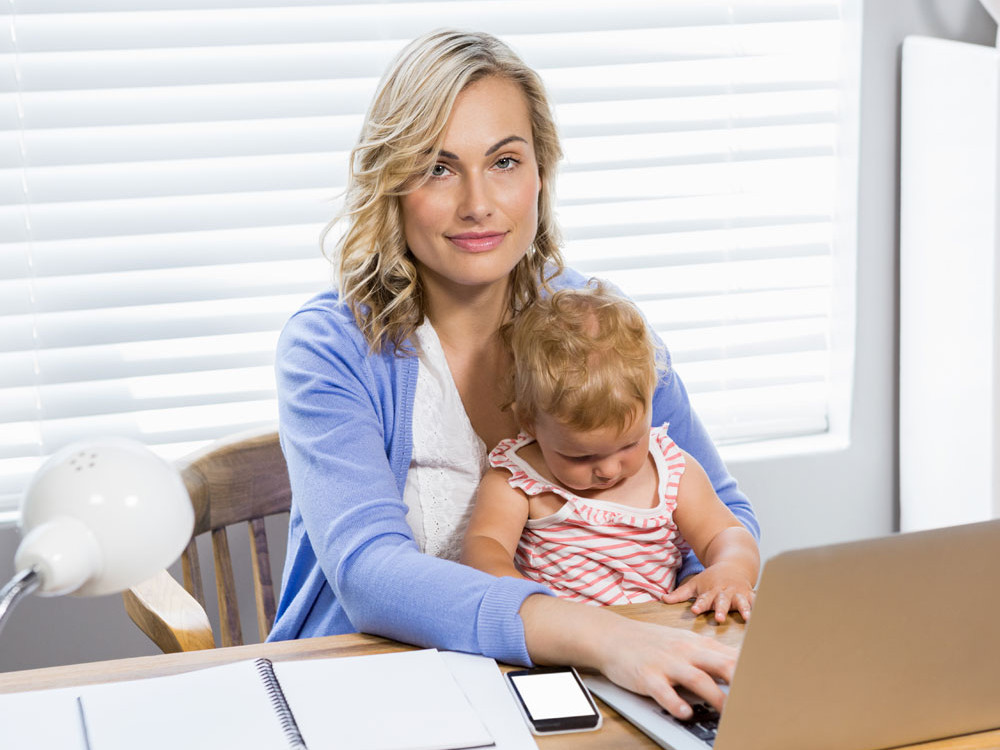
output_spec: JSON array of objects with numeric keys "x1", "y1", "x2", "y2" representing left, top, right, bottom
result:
[
  {"x1": 0, "y1": 685, "x2": 89, "y2": 750},
  {"x1": 273, "y1": 649, "x2": 494, "y2": 750},
  {"x1": 439, "y1": 652, "x2": 538, "y2": 750}
]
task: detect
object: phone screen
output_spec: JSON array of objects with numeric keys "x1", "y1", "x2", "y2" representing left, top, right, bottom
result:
[{"x1": 506, "y1": 667, "x2": 601, "y2": 734}]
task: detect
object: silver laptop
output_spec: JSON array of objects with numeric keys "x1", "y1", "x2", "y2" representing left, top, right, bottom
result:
[{"x1": 585, "y1": 519, "x2": 1000, "y2": 750}]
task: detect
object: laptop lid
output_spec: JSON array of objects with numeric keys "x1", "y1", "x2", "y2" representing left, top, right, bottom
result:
[{"x1": 715, "y1": 519, "x2": 1000, "y2": 750}]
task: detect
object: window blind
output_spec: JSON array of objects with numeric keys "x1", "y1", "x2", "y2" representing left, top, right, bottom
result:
[{"x1": 0, "y1": 0, "x2": 858, "y2": 516}]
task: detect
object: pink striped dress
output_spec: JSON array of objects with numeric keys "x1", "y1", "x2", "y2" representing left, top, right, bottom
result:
[{"x1": 489, "y1": 424, "x2": 689, "y2": 605}]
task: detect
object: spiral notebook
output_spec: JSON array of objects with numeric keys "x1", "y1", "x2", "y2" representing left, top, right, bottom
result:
[{"x1": 73, "y1": 649, "x2": 497, "y2": 750}]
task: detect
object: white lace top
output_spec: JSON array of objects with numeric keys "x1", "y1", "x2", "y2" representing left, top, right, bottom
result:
[{"x1": 403, "y1": 320, "x2": 489, "y2": 560}]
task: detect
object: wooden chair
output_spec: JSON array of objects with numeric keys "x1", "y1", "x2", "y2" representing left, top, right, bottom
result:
[{"x1": 122, "y1": 429, "x2": 291, "y2": 652}]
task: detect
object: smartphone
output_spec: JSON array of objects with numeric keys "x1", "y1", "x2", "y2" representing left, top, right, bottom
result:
[{"x1": 505, "y1": 666, "x2": 603, "y2": 735}]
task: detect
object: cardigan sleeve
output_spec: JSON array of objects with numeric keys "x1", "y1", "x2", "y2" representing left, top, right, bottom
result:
[
  {"x1": 651, "y1": 348, "x2": 760, "y2": 581},
  {"x1": 275, "y1": 302, "x2": 552, "y2": 665}
]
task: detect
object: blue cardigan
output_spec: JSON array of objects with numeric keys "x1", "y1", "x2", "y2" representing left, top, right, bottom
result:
[{"x1": 268, "y1": 267, "x2": 759, "y2": 665}]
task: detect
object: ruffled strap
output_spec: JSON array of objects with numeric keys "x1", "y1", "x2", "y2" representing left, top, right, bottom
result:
[
  {"x1": 488, "y1": 434, "x2": 577, "y2": 502},
  {"x1": 651, "y1": 423, "x2": 686, "y2": 505}
]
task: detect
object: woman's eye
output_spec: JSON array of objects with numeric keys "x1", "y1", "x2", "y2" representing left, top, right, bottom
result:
[
  {"x1": 495, "y1": 156, "x2": 518, "y2": 170},
  {"x1": 430, "y1": 164, "x2": 450, "y2": 177}
]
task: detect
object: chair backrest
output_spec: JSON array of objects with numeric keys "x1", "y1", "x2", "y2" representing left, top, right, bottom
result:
[{"x1": 123, "y1": 429, "x2": 291, "y2": 651}]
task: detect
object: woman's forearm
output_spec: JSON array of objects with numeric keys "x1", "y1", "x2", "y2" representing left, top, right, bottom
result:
[{"x1": 518, "y1": 594, "x2": 620, "y2": 669}]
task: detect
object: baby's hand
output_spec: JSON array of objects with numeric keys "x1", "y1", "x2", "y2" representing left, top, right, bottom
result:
[{"x1": 662, "y1": 563, "x2": 755, "y2": 623}]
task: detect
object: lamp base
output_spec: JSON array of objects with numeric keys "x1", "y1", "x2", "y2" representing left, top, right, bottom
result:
[{"x1": 0, "y1": 567, "x2": 42, "y2": 640}]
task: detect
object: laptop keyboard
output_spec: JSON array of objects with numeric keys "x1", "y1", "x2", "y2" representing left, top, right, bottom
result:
[{"x1": 662, "y1": 702, "x2": 720, "y2": 746}]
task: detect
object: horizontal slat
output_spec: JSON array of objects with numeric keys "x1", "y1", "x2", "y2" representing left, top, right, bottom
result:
[
  {"x1": 3, "y1": 3, "x2": 840, "y2": 54},
  {"x1": 0, "y1": 152, "x2": 345, "y2": 203},
  {"x1": 0, "y1": 399, "x2": 278, "y2": 460},
  {"x1": 678, "y1": 351, "x2": 828, "y2": 391},
  {"x1": 0, "y1": 366, "x2": 276, "y2": 422},
  {"x1": 566, "y1": 222, "x2": 832, "y2": 269},
  {"x1": 1, "y1": 150, "x2": 833, "y2": 206},
  {"x1": 0, "y1": 331, "x2": 279, "y2": 389},
  {"x1": 0, "y1": 55, "x2": 836, "y2": 131},
  {"x1": 0, "y1": 120, "x2": 836, "y2": 177},
  {"x1": 3, "y1": 22, "x2": 840, "y2": 91},
  {"x1": 1, "y1": 224, "x2": 830, "y2": 310},
  {"x1": 645, "y1": 288, "x2": 832, "y2": 329},
  {"x1": 561, "y1": 191, "x2": 833, "y2": 241},
  {"x1": 559, "y1": 158, "x2": 836, "y2": 204},
  {"x1": 0, "y1": 80, "x2": 375, "y2": 130},
  {"x1": 0, "y1": 116, "x2": 359, "y2": 168},
  {"x1": 2, "y1": 225, "x2": 324, "y2": 276},
  {"x1": 0, "y1": 188, "x2": 335, "y2": 240},
  {"x1": 664, "y1": 317, "x2": 829, "y2": 361},
  {"x1": 0, "y1": 294, "x2": 311, "y2": 352},
  {"x1": 6, "y1": 222, "x2": 827, "y2": 280},
  {"x1": 559, "y1": 91, "x2": 839, "y2": 139},
  {"x1": 692, "y1": 384, "x2": 830, "y2": 442},
  {"x1": 0, "y1": 173, "x2": 833, "y2": 243},
  {"x1": 562, "y1": 124, "x2": 836, "y2": 169},
  {"x1": 1, "y1": 375, "x2": 272, "y2": 424},
  {"x1": 603, "y1": 256, "x2": 831, "y2": 299},
  {"x1": 0, "y1": 259, "x2": 327, "y2": 315},
  {"x1": 0, "y1": 92, "x2": 839, "y2": 170}
]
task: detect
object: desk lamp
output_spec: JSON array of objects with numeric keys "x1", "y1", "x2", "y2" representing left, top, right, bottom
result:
[{"x1": 0, "y1": 438, "x2": 194, "y2": 637}]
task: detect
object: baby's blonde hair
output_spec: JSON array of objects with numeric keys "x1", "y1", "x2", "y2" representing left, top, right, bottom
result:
[
  {"x1": 327, "y1": 29, "x2": 565, "y2": 353},
  {"x1": 505, "y1": 282, "x2": 667, "y2": 434}
]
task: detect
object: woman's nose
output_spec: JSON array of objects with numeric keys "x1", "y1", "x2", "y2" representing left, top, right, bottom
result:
[{"x1": 457, "y1": 173, "x2": 493, "y2": 222}]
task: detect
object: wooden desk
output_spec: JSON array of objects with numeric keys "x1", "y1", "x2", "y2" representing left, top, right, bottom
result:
[{"x1": 1, "y1": 602, "x2": 997, "y2": 750}]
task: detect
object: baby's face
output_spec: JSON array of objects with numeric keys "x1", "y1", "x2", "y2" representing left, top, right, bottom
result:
[{"x1": 530, "y1": 409, "x2": 652, "y2": 494}]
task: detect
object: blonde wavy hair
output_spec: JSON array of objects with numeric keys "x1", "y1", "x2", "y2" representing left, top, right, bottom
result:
[
  {"x1": 505, "y1": 283, "x2": 668, "y2": 434},
  {"x1": 326, "y1": 29, "x2": 565, "y2": 353}
]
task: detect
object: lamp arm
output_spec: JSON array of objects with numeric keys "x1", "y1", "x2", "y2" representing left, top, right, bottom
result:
[{"x1": 0, "y1": 566, "x2": 42, "y2": 639}]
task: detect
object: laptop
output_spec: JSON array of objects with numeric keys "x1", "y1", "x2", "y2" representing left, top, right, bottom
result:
[{"x1": 584, "y1": 519, "x2": 1000, "y2": 750}]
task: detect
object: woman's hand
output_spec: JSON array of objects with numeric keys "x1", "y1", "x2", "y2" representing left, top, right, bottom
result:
[
  {"x1": 662, "y1": 563, "x2": 756, "y2": 623},
  {"x1": 596, "y1": 615, "x2": 737, "y2": 719},
  {"x1": 519, "y1": 595, "x2": 737, "y2": 720}
]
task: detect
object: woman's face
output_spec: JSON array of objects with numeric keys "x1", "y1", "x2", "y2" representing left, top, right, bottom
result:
[{"x1": 400, "y1": 75, "x2": 541, "y2": 298}]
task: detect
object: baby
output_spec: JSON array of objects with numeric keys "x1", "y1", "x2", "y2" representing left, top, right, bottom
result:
[{"x1": 461, "y1": 283, "x2": 760, "y2": 622}]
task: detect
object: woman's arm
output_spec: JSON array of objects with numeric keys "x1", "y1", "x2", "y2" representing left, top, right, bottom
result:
[
  {"x1": 273, "y1": 300, "x2": 552, "y2": 665},
  {"x1": 651, "y1": 363, "x2": 760, "y2": 580},
  {"x1": 665, "y1": 451, "x2": 760, "y2": 621},
  {"x1": 460, "y1": 469, "x2": 530, "y2": 579}
]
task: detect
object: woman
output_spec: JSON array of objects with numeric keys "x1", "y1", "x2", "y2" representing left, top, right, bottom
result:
[{"x1": 269, "y1": 29, "x2": 759, "y2": 720}]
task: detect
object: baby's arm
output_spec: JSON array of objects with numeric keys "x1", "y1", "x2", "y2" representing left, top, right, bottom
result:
[
  {"x1": 665, "y1": 451, "x2": 761, "y2": 622},
  {"x1": 461, "y1": 468, "x2": 531, "y2": 579}
]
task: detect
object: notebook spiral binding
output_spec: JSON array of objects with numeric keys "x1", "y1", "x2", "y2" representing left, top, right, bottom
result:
[{"x1": 254, "y1": 658, "x2": 308, "y2": 750}]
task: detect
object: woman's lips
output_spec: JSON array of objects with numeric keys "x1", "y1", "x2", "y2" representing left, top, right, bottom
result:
[{"x1": 447, "y1": 232, "x2": 507, "y2": 252}]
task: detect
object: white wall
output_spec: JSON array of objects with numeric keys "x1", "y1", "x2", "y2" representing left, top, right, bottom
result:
[
  {"x1": 730, "y1": 0, "x2": 997, "y2": 563},
  {"x1": 0, "y1": 0, "x2": 996, "y2": 674}
]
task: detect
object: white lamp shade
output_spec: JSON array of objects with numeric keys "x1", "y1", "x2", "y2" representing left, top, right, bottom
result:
[
  {"x1": 16, "y1": 438, "x2": 194, "y2": 597},
  {"x1": 981, "y1": 0, "x2": 1000, "y2": 24}
]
